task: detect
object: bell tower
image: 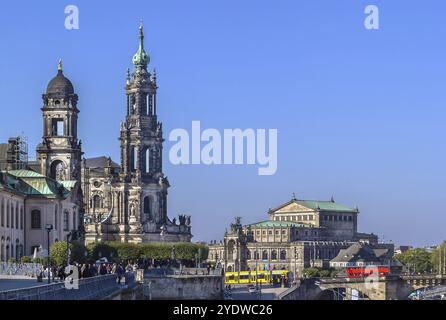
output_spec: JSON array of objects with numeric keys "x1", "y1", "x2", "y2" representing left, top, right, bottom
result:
[
  {"x1": 37, "y1": 60, "x2": 83, "y2": 182},
  {"x1": 120, "y1": 22, "x2": 168, "y2": 227}
]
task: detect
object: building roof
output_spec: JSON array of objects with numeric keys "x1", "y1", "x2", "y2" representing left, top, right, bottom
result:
[
  {"x1": 1, "y1": 170, "x2": 71, "y2": 198},
  {"x1": 85, "y1": 156, "x2": 120, "y2": 169},
  {"x1": 270, "y1": 198, "x2": 358, "y2": 213},
  {"x1": 245, "y1": 220, "x2": 309, "y2": 228},
  {"x1": 330, "y1": 243, "x2": 391, "y2": 264},
  {"x1": 46, "y1": 63, "x2": 75, "y2": 97}
]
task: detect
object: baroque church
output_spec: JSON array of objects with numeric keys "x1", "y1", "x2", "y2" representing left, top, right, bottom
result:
[
  {"x1": 1, "y1": 23, "x2": 191, "y2": 256},
  {"x1": 81, "y1": 23, "x2": 192, "y2": 243}
]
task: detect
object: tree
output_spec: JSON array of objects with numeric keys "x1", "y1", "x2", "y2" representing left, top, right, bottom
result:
[
  {"x1": 50, "y1": 241, "x2": 88, "y2": 266},
  {"x1": 394, "y1": 248, "x2": 433, "y2": 274},
  {"x1": 20, "y1": 256, "x2": 32, "y2": 263},
  {"x1": 303, "y1": 267, "x2": 320, "y2": 278},
  {"x1": 431, "y1": 241, "x2": 446, "y2": 274},
  {"x1": 50, "y1": 241, "x2": 69, "y2": 267}
]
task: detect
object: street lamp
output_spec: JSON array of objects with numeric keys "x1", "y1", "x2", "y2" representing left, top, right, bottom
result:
[{"x1": 45, "y1": 224, "x2": 53, "y2": 284}]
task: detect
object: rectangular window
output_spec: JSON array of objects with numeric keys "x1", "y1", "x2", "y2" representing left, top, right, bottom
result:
[
  {"x1": 0, "y1": 199, "x2": 3, "y2": 227},
  {"x1": 31, "y1": 210, "x2": 41, "y2": 229},
  {"x1": 309, "y1": 215, "x2": 313, "y2": 220},
  {"x1": 63, "y1": 211, "x2": 69, "y2": 231},
  {"x1": 52, "y1": 119, "x2": 65, "y2": 136},
  {"x1": 20, "y1": 208, "x2": 23, "y2": 230},
  {"x1": 303, "y1": 215, "x2": 308, "y2": 221},
  {"x1": 298, "y1": 215, "x2": 302, "y2": 221}
]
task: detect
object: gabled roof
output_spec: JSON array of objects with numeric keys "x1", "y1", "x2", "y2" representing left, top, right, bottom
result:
[
  {"x1": 270, "y1": 198, "x2": 357, "y2": 214},
  {"x1": 330, "y1": 243, "x2": 391, "y2": 263},
  {"x1": 245, "y1": 220, "x2": 310, "y2": 228}
]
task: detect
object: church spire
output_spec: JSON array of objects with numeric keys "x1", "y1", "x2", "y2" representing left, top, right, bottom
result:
[{"x1": 132, "y1": 20, "x2": 150, "y2": 68}]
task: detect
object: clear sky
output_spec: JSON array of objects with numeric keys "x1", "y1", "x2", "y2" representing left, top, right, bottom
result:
[{"x1": 0, "y1": 1, "x2": 445, "y2": 247}]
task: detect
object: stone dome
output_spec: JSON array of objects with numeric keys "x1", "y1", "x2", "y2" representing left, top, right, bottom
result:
[{"x1": 46, "y1": 61, "x2": 74, "y2": 96}]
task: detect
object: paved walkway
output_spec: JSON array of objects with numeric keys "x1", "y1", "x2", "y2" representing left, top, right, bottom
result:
[
  {"x1": 228, "y1": 284, "x2": 290, "y2": 300},
  {"x1": 0, "y1": 275, "x2": 47, "y2": 292}
]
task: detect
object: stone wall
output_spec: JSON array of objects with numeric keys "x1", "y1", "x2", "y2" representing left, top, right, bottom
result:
[{"x1": 141, "y1": 275, "x2": 223, "y2": 300}]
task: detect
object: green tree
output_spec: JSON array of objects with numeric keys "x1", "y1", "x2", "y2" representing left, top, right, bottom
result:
[
  {"x1": 303, "y1": 267, "x2": 320, "y2": 278},
  {"x1": 20, "y1": 256, "x2": 32, "y2": 263},
  {"x1": 394, "y1": 248, "x2": 433, "y2": 274},
  {"x1": 431, "y1": 241, "x2": 446, "y2": 274},
  {"x1": 50, "y1": 241, "x2": 69, "y2": 266},
  {"x1": 50, "y1": 241, "x2": 88, "y2": 266}
]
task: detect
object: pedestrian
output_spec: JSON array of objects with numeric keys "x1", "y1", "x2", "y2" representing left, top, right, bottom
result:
[
  {"x1": 114, "y1": 263, "x2": 124, "y2": 284},
  {"x1": 99, "y1": 263, "x2": 107, "y2": 275}
]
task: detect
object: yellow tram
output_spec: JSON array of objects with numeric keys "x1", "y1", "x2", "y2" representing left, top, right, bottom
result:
[{"x1": 225, "y1": 270, "x2": 290, "y2": 285}]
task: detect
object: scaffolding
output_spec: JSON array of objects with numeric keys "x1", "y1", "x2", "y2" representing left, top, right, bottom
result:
[{"x1": 6, "y1": 135, "x2": 28, "y2": 170}]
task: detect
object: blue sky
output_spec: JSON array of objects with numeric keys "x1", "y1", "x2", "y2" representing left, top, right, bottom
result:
[{"x1": 0, "y1": 1, "x2": 445, "y2": 246}]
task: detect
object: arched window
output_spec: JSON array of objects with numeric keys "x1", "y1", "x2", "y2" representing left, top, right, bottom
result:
[
  {"x1": 246, "y1": 250, "x2": 251, "y2": 260},
  {"x1": 271, "y1": 250, "x2": 277, "y2": 260},
  {"x1": 262, "y1": 250, "x2": 268, "y2": 260},
  {"x1": 143, "y1": 196, "x2": 152, "y2": 219},
  {"x1": 145, "y1": 148, "x2": 150, "y2": 173},
  {"x1": 280, "y1": 250, "x2": 287, "y2": 260},
  {"x1": 254, "y1": 251, "x2": 259, "y2": 260},
  {"x1": 50, "y1": 160, "x2": 65, "y2": 180},
  {"x1": 130, "y1": 146, "x2": 137, "y2": 172},
  {"x1": 31, "y1": 210, "x2": 41, "y2": 229},
  {"x1": 227, "y1": 240, "x2": 235, "y2": 260},
  {"x1": 63, "y1": 210, "x2": 69, "y2": 231},
  {"x1": 93, "y1": 195, "x2": 102, "y2": 211}
]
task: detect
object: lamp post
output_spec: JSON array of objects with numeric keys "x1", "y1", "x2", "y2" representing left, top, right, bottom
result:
[{"x1": 45, "y1": 224, "x2": 53, "y2": 284}]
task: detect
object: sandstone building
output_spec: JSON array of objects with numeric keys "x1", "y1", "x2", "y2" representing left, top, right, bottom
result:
[{"x1": 208, "y1": 196, "x2": 384, "y2": 278}]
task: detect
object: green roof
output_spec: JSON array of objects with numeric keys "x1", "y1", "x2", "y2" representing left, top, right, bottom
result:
[
  {"x1": 270, "y1": 199, "x2": 357, "y2": 213},
  {"x1": 296, "y1": 200, "x2": 357, "y2": 213},
  {"x1": 7, "y1": 170, "x2": 46, "y2": 178},
  {"x1": 246, "y1": 220, "x2": 309, "y2": 228},
  {"x1": 1, "y1": 170, "x2": 70, "y2": 198},
  {"x1": 60, "y1": 180, "x2": 77, "y2": 190}
]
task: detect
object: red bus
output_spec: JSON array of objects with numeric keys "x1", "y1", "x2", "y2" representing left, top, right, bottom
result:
[{"x1": 346, "y1": 266, "x2": 390, "y2": 278}]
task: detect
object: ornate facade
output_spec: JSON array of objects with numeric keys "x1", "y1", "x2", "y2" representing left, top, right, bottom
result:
[
  {"x1": 208, "y1": 196, "x2": 380, "y2": 279},
  {"x1": 82, "y1": 23, "x2": 192, "y2": 244}
]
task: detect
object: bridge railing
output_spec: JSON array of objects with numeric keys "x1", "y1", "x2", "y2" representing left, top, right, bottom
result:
[
  {"x1": 0, "y1": 272, "x2": 135, "y2": 300},
  {"x1": 0, "y1": 262, "x2": 43, "y2": 277}
]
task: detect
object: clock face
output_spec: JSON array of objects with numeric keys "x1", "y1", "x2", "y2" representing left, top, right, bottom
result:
[{"x1": 93, "y1": 181, "x2": 102, "y2": 188}]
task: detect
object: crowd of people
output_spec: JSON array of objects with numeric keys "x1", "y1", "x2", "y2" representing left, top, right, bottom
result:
[{"x1": 41, "y1": 262, "x2": 139, "y2": 284}]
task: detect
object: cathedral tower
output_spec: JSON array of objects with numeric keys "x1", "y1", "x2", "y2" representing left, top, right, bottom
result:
[
  {"x1": 120, "y1": 22, "x2": 168, "y2": 227},
  {"x1": 37, "y1": 61, "x2": 83, "y2": 182}
]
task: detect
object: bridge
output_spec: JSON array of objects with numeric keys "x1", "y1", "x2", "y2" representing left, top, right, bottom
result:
[
  {"x1": 0, "y1": 272, "x2": 135, "y2": 300},
  {"x1": 278, "y1": 274, "x2": 446, "y2": 300}
]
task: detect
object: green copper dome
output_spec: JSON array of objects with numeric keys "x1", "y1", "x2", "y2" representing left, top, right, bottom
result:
[{"x1": 132, "y1": 22, "x2": 150, "y2": 67}]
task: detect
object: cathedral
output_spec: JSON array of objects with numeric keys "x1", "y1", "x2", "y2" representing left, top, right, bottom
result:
[
  {"x1": 1, "y1": 23, "x2": 192, "y2": 254},
  {"x1": 81, "y1": 23, "x2": 192, "y2": 243}
]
